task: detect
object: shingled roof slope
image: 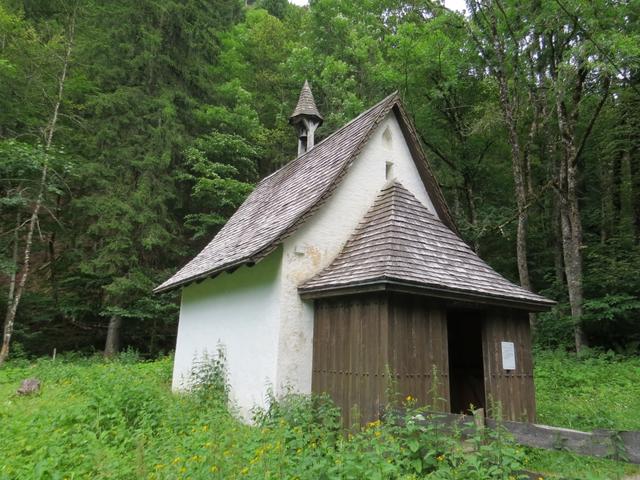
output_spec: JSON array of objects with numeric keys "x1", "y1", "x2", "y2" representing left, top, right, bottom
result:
[
  {"x1": 299, "y1": 182, "x2": 554, "y2": 310},
  {"x1": 289, "y1": 80, "x2": 323, "y2": 123},
  {"x1": 155, "y1": 93, "x2": 458, "y2": 293},
  {"x1": 155, "y1": 93, "x2": 394, "y2": 292}
]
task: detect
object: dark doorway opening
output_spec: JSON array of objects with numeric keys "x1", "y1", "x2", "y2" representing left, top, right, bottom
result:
[{"x1": 447, "y1": 310, "x2": 486, "y2": 414}]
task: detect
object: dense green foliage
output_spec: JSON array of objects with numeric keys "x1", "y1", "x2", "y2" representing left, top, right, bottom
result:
[
  {"x1": 0, "y1": 355, "x2": 528, "y2": 479},
  {"x1": 1, "y1": 353, "x2": 639, "y2": 479},
  {"x1": 535, "y1": 350, "x2": 640, "y2": 431},
  {"x1": 0, "y1": 0, "x2": 639, "y2": 357}
]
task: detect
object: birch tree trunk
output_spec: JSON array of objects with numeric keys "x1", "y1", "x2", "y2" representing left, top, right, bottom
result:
[
  {"x1": 104, "y1": 316, "x2": 122, "y2": 358},
  {"x1": 0, "y1": 14, "x2": 75, "y2": 365}
]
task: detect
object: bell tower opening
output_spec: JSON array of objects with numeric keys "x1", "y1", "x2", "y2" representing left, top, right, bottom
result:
[{"x1": 289, "y1": 80, "x2": 323, "y2": 156}]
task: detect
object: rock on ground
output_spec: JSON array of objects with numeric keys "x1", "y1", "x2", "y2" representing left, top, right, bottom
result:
[{"x1": 16, "y1": 378, "x2": 41, "y2": 395}]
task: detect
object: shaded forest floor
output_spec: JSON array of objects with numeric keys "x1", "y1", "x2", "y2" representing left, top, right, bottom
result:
[{"x1": 0, "y1": 351, "x2": 639, "y2": 479}]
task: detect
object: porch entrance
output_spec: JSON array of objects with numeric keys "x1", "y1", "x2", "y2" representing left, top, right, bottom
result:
[{"x1": 447, "y1": 310, "x2": 486, "y2": 414}]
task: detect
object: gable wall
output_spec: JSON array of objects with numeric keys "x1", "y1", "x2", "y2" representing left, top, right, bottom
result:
[
  {"x1": 276, "y1": 112, "x2": 439, "y2": 395},
  {"x1": 173, "y1": 248, "x2": 282, "y2": 419}
]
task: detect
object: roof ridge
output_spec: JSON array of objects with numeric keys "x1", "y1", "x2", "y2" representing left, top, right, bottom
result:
[{"x1": 256, "y1": 92, "x2": 399, "y2": 187}]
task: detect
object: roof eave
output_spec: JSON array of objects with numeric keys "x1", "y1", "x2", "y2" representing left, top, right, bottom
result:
[
  {"x1": 288, "y1": 112, "x2": 324, "y2": 125},
  {"x1": 153, "y1": 258, "x2": 254, "y2": 294},
  {"x1": 299, "y1": 278, "x2": 556, "y2": 312}
]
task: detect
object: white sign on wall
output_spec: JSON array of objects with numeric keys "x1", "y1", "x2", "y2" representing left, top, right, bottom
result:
[{"x1": 501, "y1": 341, "x2": 516, "y2": 370}]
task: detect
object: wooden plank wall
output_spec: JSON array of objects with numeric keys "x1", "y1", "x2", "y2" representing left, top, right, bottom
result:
[
  {"x1": 481, "y1": 309, "x2": 536, "y2": 422},
  {"x1": 387, "y1": 294, "x2": 449, "y2": 412},
  {"x1": 312, "y1": 293, "x2": 449, "y2": 426},
  {"x1": 312, "y1": 294, "x2": 388, "y2": 426}
]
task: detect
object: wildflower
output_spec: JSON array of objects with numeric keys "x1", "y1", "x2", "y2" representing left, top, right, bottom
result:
[
  {"x1": 241, "y1": 466, "x2": 249, "y2": 475},
  {"x1": 179, "y1": 466, "x2": 187, "y2": 473},
  {"x1": 366, "y1": 419, "x2": 381, "y2": 429},
  {"x1": 210, "y1": 466, "x2": 218, "y2": 473},
  {"x1": 436, "y1": 454, "x2": 445, "y2": 462},
  {"x1": 405, "y1": 395, "x2": 413, "y2": 402},
  {"x1": 202, "y1": 425, "x2": 209, "y2": 432}
]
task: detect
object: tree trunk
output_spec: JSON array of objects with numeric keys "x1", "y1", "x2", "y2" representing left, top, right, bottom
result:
[
  {"x1": 619, "y1": 149, "x2": 634, "y2": 245},
  {"x1": 552, "y1": 191, "x2": 565, "y2": 285},
  {"x1": 0, "y1": 14, "x2": 74, "y2": 365},
  {"x1": 496, "y1": 76, "x2": 532, "y2": 293},
  {"x1": 600, "y1": 154, "x2": 615, "y2": 244},
  {"x1": 464, "y1": 178, "x2": 480, "y2": 252},
  {"x1": 555, "y1": 96, "x2": 588, "y2": 352},
  {"x1": 486, "y1": 7, "x2": 532, "y2": 294},
  {"x1": 0, "y1": 214, "x2": 21, "y2": 363},
  {"x1": 104, "y1": 316, "x2": 122, "y2": 358}
]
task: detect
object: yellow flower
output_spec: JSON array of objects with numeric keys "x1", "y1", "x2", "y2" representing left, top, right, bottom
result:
[
  {"x1": 366, "y1": 419, "x2": 382, "y2": 429},
  {"x1": 202, "y1": 425, "x2": 209, "y2": 432},
  {"x1": 436, "y1": 454, "x2": 445, "y2": 462},
  {"x1": 210, "y1": 465, "x2": 218, "y2": 473},
  {"x1": 374, "y1": 431, "x2": 381, "y2": 437},
  {"x1": 405, "y1": 395, "x2": 413, "y2": 402},
  {"x1": 296, "y1": 448, "x2": 302, "y2": 455},
  {"x1": 241, "y1": 467, "x2": 249, "y2": 475},
  {"x1": 172, "y1": 457, "x2": 182, "y2": 465},
  {"x1": 179, "y1": 466, "x2": 187, "y2": 473},
  {"x1": 538, "y1": 477, "x2": 544, "y2": 480}
]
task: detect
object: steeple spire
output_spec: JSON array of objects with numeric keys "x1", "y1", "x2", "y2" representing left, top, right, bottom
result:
[{"x1": 289, "y1": 80, "x2": 323, "y2": 156}]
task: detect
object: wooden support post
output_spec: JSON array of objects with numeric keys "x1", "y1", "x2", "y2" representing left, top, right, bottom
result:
[{"x1": 474, "y1": 408, "x2": 485, "y2": 430}]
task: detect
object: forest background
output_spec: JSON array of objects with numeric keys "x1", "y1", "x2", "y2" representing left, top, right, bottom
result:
[{"x1": 1, "y1": 0, "x2": 639, "y2": 362}]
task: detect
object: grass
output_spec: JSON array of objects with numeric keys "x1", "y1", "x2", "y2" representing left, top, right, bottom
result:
[
  {"x1": 528, "y1": 350, "x2": 640, "y2": 479},
  {"x1": 0, "y1": 350, "x2": 638, "y2": 479}
]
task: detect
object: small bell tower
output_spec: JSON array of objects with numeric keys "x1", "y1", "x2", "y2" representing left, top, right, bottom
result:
[{"x1": 289, "y1": 80, "x2": 323, "y2": 156}]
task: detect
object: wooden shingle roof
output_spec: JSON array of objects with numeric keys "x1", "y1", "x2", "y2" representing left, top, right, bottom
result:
[
  {"x1": 289, "y1": 80, "x2": 323, "y2": 124},
  {"x1": 299, "y1": 182, "x2": 554, "y2": 310},
  {"x1": 155, "y1": 93, "x2": 455, "y2": 293}
]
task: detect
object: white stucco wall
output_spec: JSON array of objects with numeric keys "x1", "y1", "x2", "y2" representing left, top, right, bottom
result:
[
  {"x1": 172, "y1": 248, "x2": 282, "y2": 419},
  {"x1": 275, "y1": 111, "x2": 438, "y2": 395},
  {"x1": 172, "y1": 110, "x2": 440, "y2": 415}
]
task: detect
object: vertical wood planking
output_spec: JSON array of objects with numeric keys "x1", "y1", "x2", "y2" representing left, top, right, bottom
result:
[
  {"x1": 309, "y1": 294, "x2": 537, "y2": 427},
  {"x1": 482, "y1": 309, "x2": 535, "y2": 422}
]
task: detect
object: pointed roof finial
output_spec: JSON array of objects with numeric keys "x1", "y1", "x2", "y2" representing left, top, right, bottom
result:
[{"x1": 289, "y1": 80, "x2": 323, "y2": 126}]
